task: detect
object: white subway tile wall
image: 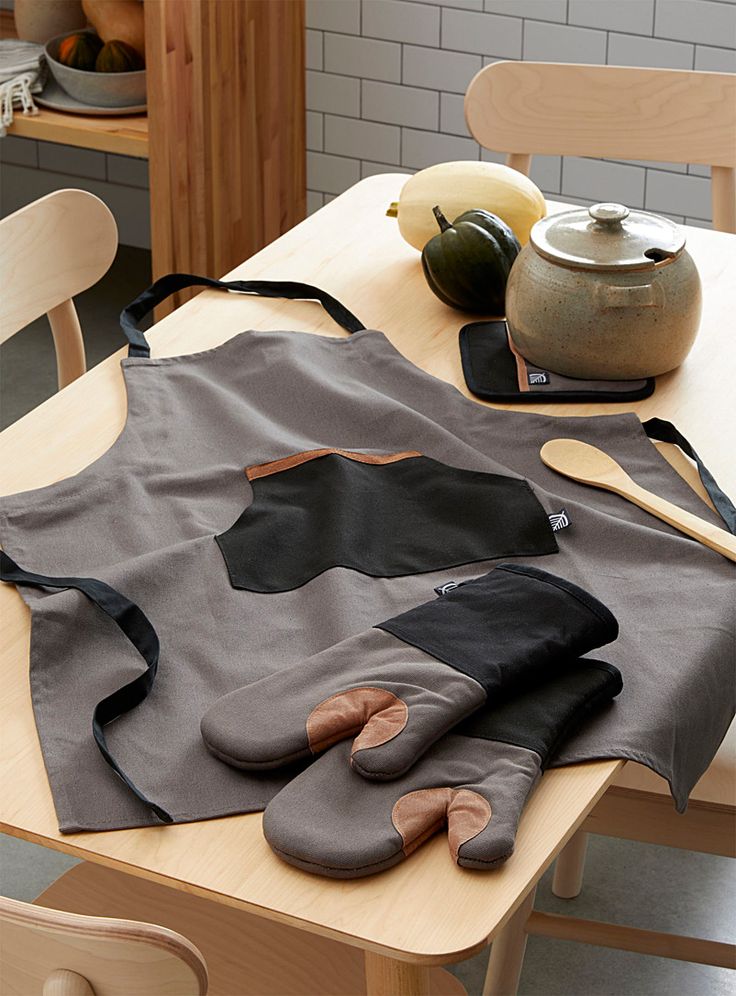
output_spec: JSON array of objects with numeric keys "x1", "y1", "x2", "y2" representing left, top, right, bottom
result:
[
  {"x1": 305, "y1": 0, "x2": 736, "y2": 225},
  {"x1": 2, "y1": 0, "x2": 732, "y2": 244},
  {"x1": 0, "y1": 138, "x2": 151, "y2": 248}
]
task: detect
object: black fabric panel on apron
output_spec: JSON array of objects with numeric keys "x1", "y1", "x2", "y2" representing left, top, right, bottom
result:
[{"x1": 216, "y1": 451, "x2": 558, "y2": 592}]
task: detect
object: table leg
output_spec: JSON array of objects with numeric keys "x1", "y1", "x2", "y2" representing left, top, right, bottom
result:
[
  {"x1": 481, "y1": 886, "x2": 537, "y2": 996},
  {"x1": 364, "y1": 951, "x2": 431, "y2": 996},
  {"x1": 552, "y1": 829, "x2": 589, "y2": 899}
]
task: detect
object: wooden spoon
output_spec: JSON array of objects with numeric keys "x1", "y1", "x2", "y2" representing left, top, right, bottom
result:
[{"x1": 540, "y1": 438, "x2": 736, "y2": 562}]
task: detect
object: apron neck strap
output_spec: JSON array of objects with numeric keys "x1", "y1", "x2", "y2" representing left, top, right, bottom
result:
[{"x1": 120, "y1": 272, "x2": 367, "y2": 358}]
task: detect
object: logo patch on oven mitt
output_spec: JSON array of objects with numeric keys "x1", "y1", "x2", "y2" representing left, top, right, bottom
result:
[
  {"x1": 262, "y1": 659, "x2": 622, "y2": 877},
  {"x1": 201, "y1": 564, "x2": 618, "y2": 780}
]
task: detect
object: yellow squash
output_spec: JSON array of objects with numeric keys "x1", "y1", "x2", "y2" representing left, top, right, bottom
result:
[
  {"x1": 82, "y1": 0, "x2": 145, "y2": 59},
  {"x1": 387, "y1": 161, "x2": 546, "y2": 250}
]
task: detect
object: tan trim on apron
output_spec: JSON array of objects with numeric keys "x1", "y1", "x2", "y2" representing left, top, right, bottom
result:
[{"x1": 245, "y1": 449, "x2": 422, "y2": 481}]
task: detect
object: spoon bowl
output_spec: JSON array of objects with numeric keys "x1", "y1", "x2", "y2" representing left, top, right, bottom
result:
[{"x1": 540, "y1": 439, "x2": 630, "y2": 490}]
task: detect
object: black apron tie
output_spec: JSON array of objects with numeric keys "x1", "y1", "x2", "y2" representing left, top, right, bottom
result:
[
  {"x1": 0, "y1": 551, "x2": 172, "y2": 824},
  {"x1": 121, "y1": 272, "x2": 367, "y2": 358},
  {"x1": 643, "y1": 418, "x2": 736, "y2": 534}
]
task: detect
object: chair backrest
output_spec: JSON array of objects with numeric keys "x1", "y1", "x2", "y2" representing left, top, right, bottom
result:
[
  {"x1": 465, "y1": 61, "x2": 736, "y2": 232},
  {"x1": 0, "y1": 893, "x2": 208, "y2": 996},
  {"x1": 0, "y1": 189, "x2": 118, "y2": 388}
]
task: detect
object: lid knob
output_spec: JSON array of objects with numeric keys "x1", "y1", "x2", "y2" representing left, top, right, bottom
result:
[{"x1": 589, "y1": 203, "x2": 630, "y2": 228}]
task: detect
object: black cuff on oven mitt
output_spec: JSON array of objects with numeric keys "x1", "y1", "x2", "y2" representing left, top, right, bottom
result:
[
  {"x1": 262, "y1": 659, "x2": 623, "y2": 878},
  {"x1": 201, "y1": 564, "x2": 618, "y2": 780}
]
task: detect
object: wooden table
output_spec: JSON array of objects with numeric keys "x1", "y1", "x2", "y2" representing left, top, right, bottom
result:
[{"x1": 1, "y1": 175, "x2": 734, "y2": 994}]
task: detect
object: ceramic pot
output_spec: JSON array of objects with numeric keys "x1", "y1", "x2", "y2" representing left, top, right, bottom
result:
[
  {"x1": 505, "y1": 203, "x2": 702, "y2": 380},
  {"x1": 14, "y1": 0, "x2": 85, "y2": 43}
]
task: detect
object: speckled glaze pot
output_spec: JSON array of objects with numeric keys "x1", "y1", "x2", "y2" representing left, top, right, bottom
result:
[{"x1": 505, "y1": 203, "x2": 702, "y2": 379}]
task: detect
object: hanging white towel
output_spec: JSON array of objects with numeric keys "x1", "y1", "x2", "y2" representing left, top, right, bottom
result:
[{"x1": 0, "y1": 40, "x2": 46, "y2": 137}]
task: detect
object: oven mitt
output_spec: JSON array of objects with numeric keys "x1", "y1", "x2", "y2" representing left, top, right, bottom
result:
[
  {"x1": 201, "y1": 564, "x2": 618, "y2": 781},
  {"x1": 262, "y1": 658, "x2": 622, "y2": 877}
]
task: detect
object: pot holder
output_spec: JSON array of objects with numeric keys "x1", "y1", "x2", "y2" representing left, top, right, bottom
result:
[
  {"x1": 460, "y1": 321, "x2": 655, "y2": 404},
  {"x1": 201, "y1": 564, "x2": 618, "y2": 781},
  {"x1": 262, "y1": 658, "x2": 623, "y2": 877}
]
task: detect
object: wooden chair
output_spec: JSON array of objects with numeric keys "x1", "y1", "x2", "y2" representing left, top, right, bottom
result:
[
  {"x1": 465, "y1": 61, "x2": 736, "y2": 232},
  {"x1": 465, "y1": 61, "x2": 736, "y2": 994},
  {"x1": 1, "y1": 881, "x2": 208, "y2": 996},
  {"x1": 0, "y1": 189, "x2": 118, "y2": 390},
  {"x1": 2, "y1": 861, "x2": 465, "y2": 996}
]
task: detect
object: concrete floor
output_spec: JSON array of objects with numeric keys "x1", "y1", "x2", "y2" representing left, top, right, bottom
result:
[{"x1": 1, "y1": 249, "x2": 734, "y2": 994}]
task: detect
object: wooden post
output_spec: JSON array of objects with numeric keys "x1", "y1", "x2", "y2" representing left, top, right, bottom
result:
[
  {"x1": 711, "y1": 165, "x2": 736, "y2": 234},
  {"x1": 551, "y1": 829, "x2": 589, "y2": 899},
  {"x1": 144, "y1": 0, "x2": 306, "y2": 314},
  {"x1": 47, "y1": 299, "x2": 86, "y2": 390},
  {"x1": 364, "y1": 952, "x2": 432, "y2": 996},
  {"x1": 482, "y1": 886, "x2": 536, "y2": 996},
  {"x1": 505, "y1": 153, "x2": 531, "y2": 176}
]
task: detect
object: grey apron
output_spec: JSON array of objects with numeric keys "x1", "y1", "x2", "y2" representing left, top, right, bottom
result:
[{"x1": 0, "y1": 274, "x2": 734, "y2": 833}]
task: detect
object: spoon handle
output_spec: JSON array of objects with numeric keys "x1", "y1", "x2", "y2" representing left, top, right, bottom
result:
[{"x1": 618, "y1": 481, "x2": 736, "y2": 562}]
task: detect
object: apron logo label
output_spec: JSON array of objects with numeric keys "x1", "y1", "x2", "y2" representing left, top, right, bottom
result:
[
  {"x1": 528, "y1": 371, "x2": 550, "y2": 385},
  {"x1": 549, "y1": 509, "x2": 570, "y2": 532},
  {"x1": 434, "y1": 581, "x2": 461, "y2": 596}
]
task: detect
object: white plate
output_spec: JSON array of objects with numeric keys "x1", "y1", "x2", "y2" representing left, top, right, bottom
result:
[{"x1": 36, "y1": 79, "x2": 146, "y2": 116}]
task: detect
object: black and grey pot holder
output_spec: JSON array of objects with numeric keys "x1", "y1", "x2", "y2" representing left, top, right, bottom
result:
[{"x1": 459, "y1": 321, "x2": 655, "y2": 404}]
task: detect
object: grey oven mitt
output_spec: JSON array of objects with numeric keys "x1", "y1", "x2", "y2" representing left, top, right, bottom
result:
[
  {"x1": 262, "y1": 659, "x2": 623, "y2": 877},
  {"x1": 201, "y1": 564, "x2": 618, "y2": 780}
]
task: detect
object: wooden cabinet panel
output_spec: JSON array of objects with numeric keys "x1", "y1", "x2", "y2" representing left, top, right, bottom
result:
[{"x1": 144, "y1": 0, "x2": 306, "y2": 309}]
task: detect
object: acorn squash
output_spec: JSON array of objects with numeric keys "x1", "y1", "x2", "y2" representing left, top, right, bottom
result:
[
  {"x1": 95, "y1": 39, "x2": 144, "y2": 73},
  {"x1": 421, "y1": 206, "x2": 521, "y2": 315},
  {"x1": 57, "y1": 31, "x2": 103, "y2": 71},
  {"x1": 388, "y1": 161, "x2": 546, "y2": 249}
]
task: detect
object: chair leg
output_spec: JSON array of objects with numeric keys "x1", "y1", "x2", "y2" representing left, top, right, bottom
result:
[
  {"x1": 505, "y1": 153, "x2": 532, "y2": 176},
  {"x1": 552, "y1": 829, "x2": 589, "y2": 899},
  {"x1": 711, "y1": 165, "x2": 736, "y2": 234},
  {"x1": 482, "y1": 886, "x2": 536, "y2": 996},
  {"x1": 43, "y1": 970, "x2": 95, "y2": 996}
]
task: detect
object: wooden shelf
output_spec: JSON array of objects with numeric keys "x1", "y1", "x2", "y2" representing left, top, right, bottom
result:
[
  {"x1": 6, "y1": 106, "x2": 148, "y2": 157},
  {"x1": 1, "y1": 1, "x2": 304, "y2": 295},
  {"x1": 1, "y1": 9, "x2": 148, "y2": 158}
]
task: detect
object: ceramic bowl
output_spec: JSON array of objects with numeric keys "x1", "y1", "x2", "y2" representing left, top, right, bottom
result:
[{"x1": 44, "y1": 31, "x2": 146, "y2": 109}]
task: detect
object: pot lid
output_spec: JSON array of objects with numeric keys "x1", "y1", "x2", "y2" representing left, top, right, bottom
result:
[{"x1": 530, "y1": 202, "x2": 686, "y2": 271}]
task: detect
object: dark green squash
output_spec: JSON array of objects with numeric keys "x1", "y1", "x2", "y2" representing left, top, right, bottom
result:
[
  {"x1": 421, "y1": 206, "x2": 521, "y2": 315},
  {"x1": 57, "y1": 32, "x2": 103, "y2": 71},
  {"x1": 95, "y1": 39, "x2": 144, "y2": 73}
]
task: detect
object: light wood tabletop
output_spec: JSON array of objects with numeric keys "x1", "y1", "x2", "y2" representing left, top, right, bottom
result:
[{"x1": 1, "y1": 174, "x2": 734, "y2": 993}]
